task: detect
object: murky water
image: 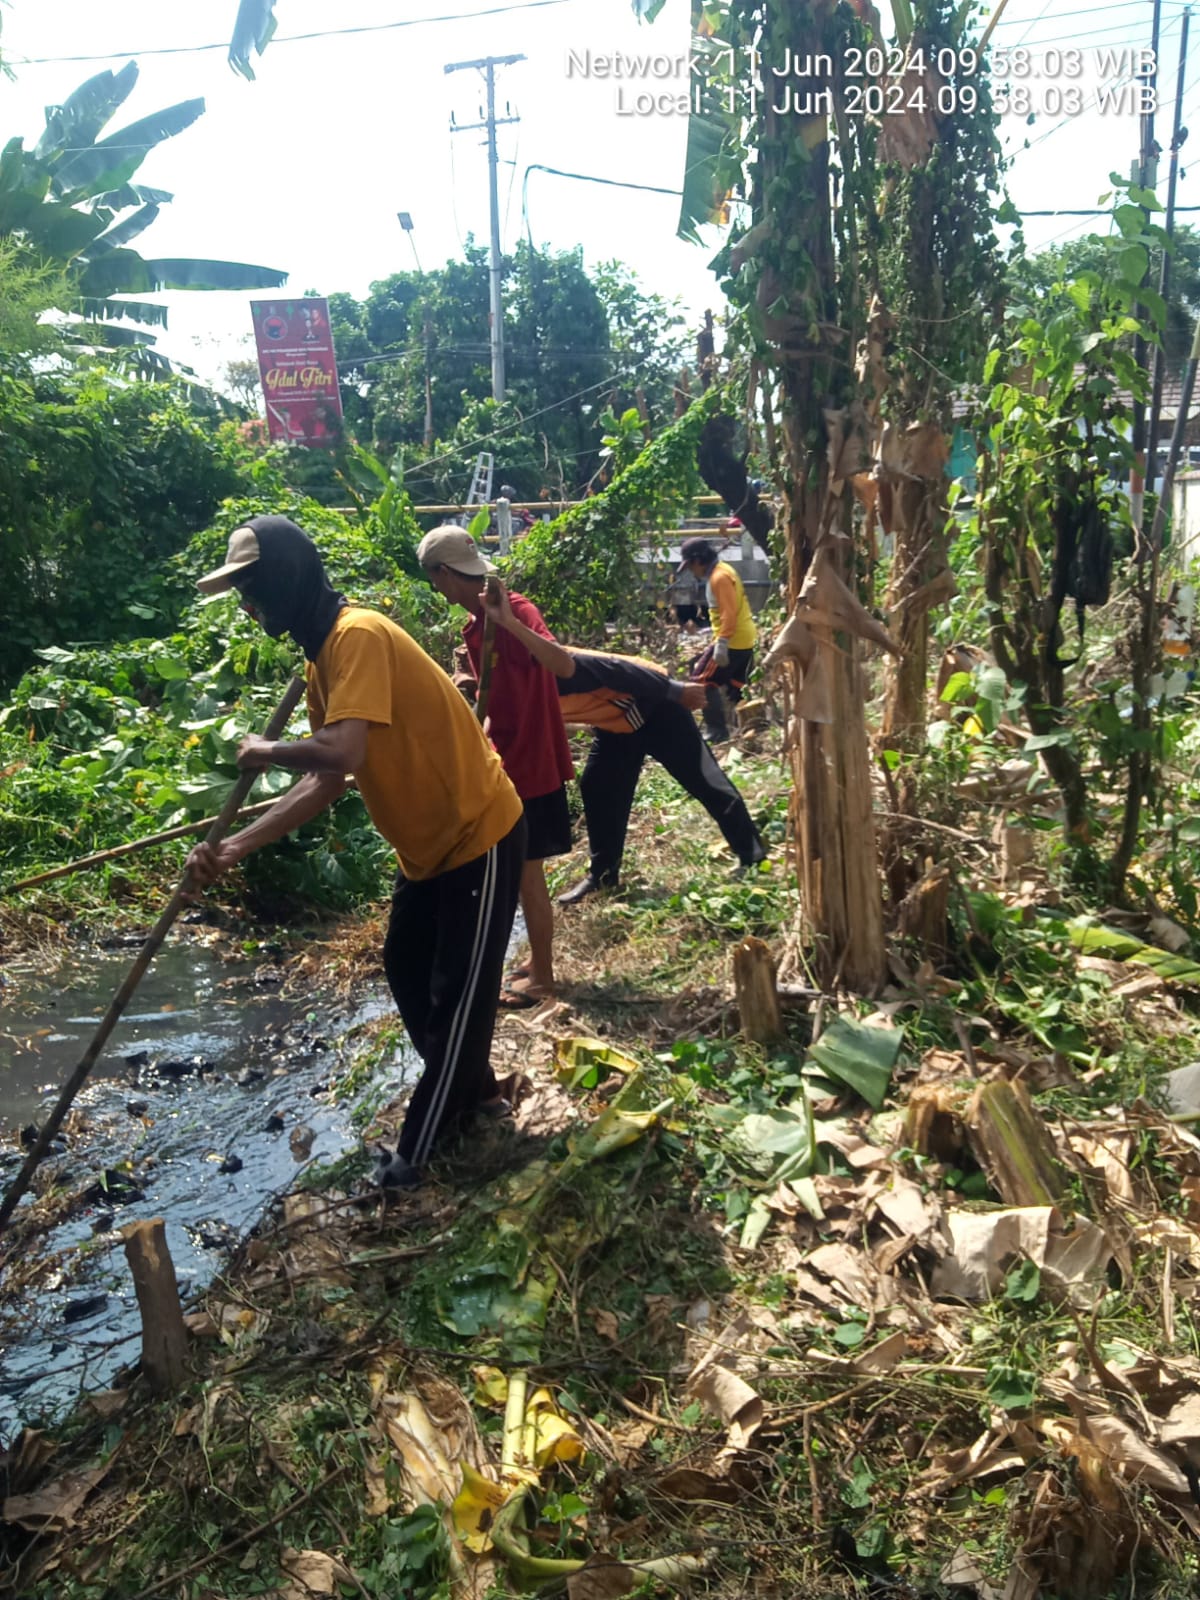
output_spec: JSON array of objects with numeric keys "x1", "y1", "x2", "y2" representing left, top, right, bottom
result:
[{"x1": 0, "y1": 931, "x2": 408, "y2": 1444}]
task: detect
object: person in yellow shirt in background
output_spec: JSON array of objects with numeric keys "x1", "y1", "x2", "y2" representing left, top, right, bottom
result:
[
  {"x1": 185, "y1": 516, "x2": 525, "y2": 1193},
  {"x1": 678, "y1": 536, "x2": 757, "y2": 744}
]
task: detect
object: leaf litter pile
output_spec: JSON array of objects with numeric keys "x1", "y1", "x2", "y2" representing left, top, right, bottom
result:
[{"x1": 7, "y1": 756, "x2": 1200, "y2": 1596}]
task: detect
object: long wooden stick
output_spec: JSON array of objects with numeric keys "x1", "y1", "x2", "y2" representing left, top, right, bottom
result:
[
  {"x1": 0, "y1": 677, "x2": 306, "y2": 1234},
  {"x1": 5, "y1": 799, "x2": 283, "y2": 894},
  {"x1": 475, "y1": 574, "x2": 502, "y2": 725}
]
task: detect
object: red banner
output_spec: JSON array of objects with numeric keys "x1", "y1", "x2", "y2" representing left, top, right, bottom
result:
[{"x1": 250, "y1": 297, "x2": 343, "y2": 447}]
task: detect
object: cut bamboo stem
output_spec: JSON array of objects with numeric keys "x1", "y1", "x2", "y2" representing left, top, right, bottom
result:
[
  {"x1": 6, "y1": 798, "x2": 282, "y2": 894},
  {"x1": 733, "y1": 935, "x2": 784, "y2": 1045},
  {"x1": 122, "y1": 1217, "x2": 188, "y2": 1393},
  {"x1": 0, "y1": 677, "x2": 306, "y2": 1233},
  {"x1": 475, "y1": 575, "x2": 503, "y2": 725}
]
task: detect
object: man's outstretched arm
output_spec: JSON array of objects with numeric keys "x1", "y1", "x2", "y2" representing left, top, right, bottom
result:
[{"x1": 482, "y1": 583, "x2": 575, "y2": 678}]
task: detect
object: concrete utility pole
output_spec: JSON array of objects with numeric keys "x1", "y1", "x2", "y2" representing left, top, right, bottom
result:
[
  {"x1": 445, "y1": 53, "x2": 524, "y2": 402},
  {"x1": 1131, "y1": 0, "x2": 1163, "y2": 533}
]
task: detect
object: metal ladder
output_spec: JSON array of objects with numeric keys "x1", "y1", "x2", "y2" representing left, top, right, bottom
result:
[{"x1": 460, "y1": 452, "x2": 494, "y2": 524}]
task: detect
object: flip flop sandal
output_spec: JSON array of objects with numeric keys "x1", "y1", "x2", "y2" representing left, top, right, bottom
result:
[
  {"x1": 478, "y1": 1097, "x2": 514, "y2": 1120},
  {"x1": 497, "y1": 986, "x2": 546, "y2": 1010},
  {"x1": 505, "y1": 963, "x2": 532, "y2": 983}
]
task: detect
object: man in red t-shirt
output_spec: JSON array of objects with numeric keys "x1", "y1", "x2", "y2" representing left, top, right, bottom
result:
[{"x1": 417, "y1": 526, "x2": 573, "y2": 1006}]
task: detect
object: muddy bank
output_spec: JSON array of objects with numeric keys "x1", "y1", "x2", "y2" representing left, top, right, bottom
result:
[{"x1": 0, "y1": 929, "x2": 409, "y2": 1444}]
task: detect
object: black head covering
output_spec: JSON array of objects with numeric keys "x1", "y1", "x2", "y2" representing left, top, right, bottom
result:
[{"x1": 235, "y1": 516, "x2": 346, "y2": 661}]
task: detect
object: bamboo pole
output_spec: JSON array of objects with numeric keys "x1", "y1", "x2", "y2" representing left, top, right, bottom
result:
[
  {"x1": 5, "y1": 798, "x2": 282, "y2": 894},
  {"x1": 0, "y1": 677, "x2": 306, "y2": 1234},
  {"x1": 475, "y1": 576, "x2": 502, "y2": 725}
]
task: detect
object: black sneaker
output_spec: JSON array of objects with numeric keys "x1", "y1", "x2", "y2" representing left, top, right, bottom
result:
[
  {"x1": 558, "y1": 874, "x2": 604, "y2": 906},
  {"x1": 373, "y1": 1148, "x2": 422, "y2": 1190}
]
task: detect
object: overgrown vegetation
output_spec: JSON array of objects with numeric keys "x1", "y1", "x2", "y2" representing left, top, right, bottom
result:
[{"x1": 7, "y1": 7, "x2": 1200, "y2": 1599}]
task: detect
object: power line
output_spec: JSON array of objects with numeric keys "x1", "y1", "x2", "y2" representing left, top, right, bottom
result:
[
  {"x1": 399, "y1": 368, "x2": 640, "y2": 486},
  {"x1": 8, "y1": 0, "x2": 576, "y2": 67},
  {"x1": 517, "y1": 161, "x2": 682, "y2": 199},
  {"x1": 993, "y1": 0, "x2": 1192, "y2": 23}
]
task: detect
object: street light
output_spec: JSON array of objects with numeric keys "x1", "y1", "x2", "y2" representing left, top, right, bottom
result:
[
  {"x1": 398, "y1": 212, "x2": 433, "y2": 451},
  {"x1": 397, "y1": 211, "x2": 423, "y2": 274}
]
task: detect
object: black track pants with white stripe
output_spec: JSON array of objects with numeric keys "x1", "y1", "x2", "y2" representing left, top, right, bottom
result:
[
  {"x1": 581, "y1": 699, "x2": 766, "y2": 885},
  {"x1": 383, "y1": 816, "x2": 525, "y2": 1167}
]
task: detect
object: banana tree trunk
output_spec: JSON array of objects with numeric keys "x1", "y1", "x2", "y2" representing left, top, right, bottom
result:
[
  {"x1": 780, "y1": 427, "x2": 886, "y2": 993},
  {"x1": 879, "y1": 430, "x2": 954, "y2": 749},
  {"x1": 756, "y1": 5, "x2": 884, "y2": 993}
]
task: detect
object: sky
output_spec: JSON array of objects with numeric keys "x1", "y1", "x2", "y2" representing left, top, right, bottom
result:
[{"x1": 1, "y1": 0, "x2": 1195, "y2": 392}]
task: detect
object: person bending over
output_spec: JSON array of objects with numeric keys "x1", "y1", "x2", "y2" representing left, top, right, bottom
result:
[
  {"x1": 481, "y1": 582, "x2": 766, "y2": 906},
  {"x1": 186, "y1": 516, "x2": 525, "y2": 1190}
]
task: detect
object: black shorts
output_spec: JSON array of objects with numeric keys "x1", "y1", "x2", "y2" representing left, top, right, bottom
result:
[{"x1": 522, "y1": 785, "x2": 573, "y2": 861}]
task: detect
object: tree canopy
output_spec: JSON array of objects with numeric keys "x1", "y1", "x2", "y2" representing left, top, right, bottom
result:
[
  {"x1": 1009, "y1": 225, "x2": 1200, "y2": 369},
  {"x1": 322, "y1": 243, "x2": 688, "y2": 502}
]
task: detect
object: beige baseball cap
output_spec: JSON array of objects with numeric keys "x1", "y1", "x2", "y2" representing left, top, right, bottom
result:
[
  {"x1": 196, "y1": 526, "x2": 261, "y2": 594},
  {"x1": 416, "y1": 525, "x2": 495, "y2": 577}
]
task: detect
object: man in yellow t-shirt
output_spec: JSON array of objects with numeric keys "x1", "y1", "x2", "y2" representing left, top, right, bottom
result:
[
  {"x1": 678, "y1": 536, "x2": 757, "y2": 743},
  {"x1": 186, "y1": 516, "x2": 525, "y2": 1191}
]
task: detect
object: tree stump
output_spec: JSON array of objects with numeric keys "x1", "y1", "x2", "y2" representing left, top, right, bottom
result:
[
  {"x1": 121, "y1": 1217, "x2": 188, "y2": 1394},
  {"x1": 733, "y1": 936, "x2": 784, "y2": 1046},
  {"x1": 965, "y1": 1078, "x2": 1066, "y2": 1207}
]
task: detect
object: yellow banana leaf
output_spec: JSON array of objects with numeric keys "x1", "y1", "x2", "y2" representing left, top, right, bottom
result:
[
  {"x1": 527, "y1": 1387, "x2": 585, "y2": 1467},
  {"x1": 554, "y1": 1037, "x2": 639, "y2": 1091},
  {"x1": 451, "y1": 1462, "x2": 510, "y2": 1554},
  {"x1": 472, "y1": 1366, "x2": 509, "y2": 1409}
]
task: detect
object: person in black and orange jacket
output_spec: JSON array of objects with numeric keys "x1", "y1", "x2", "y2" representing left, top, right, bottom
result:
[{"x1": 481, "y1": 583, "x2": 766, "y2": 905}]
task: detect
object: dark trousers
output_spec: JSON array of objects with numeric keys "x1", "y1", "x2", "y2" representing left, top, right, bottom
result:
[
  {"x1": 703, "y1": 646, "x2": 754, "y2": 740},
  {"x1": 581, "y1": 700, "x2": 766, "y2": 886},
  {"x1": 382, "y1": 816, "x2": 525, "y2": 1166}
]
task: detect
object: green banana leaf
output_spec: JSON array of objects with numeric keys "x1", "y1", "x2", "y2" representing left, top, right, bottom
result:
[
  {"x1": 1066, "y1": 916, "x2": 1200, "y2": 988},
  {"x1": 230, "y1": 0, "x2": 280, "y2": 80},
  {"x1": 806, "y1": 1016, "x2": 904, "y2": 1110},
  {"x1": 55, "y1": 100, "x2": 207, "y2": 195},
  {"x1": 726, "y1": 1097, "x2": 816, "y2": 1187},
  {"x1": 36, "y1": 63, "x2": 139, "y2": 163}
]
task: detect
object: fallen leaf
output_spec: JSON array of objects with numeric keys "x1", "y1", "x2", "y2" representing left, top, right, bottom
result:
[
  {"x1": 472, "y1": 1365, "x2": 509, "y2": 1408},
  {"x1": 1161, "y1": 1392, "x2": 1200, "y2": 1450},
  {"x1": 567, "y1": 1552, "x2": 637, "y2": 1598},
  {"x1": 852, "y1": 1330, "x2": 907, "y2": 1374},
  {"x1": 0, "y1": 1430, "x2": 56, "y2": 1496},
  {"x1": 2, "y1": 1466, "x2": 108, "y2": 1532},
  {"x1": 85, "y1": 1390, "x2": 128, "y2": 1420},
  {"x1": 1135, "y1": 1216, "x2": 1200, "y2": 1265},
  {"x1": 275, "y1": 1547, "x2": 354, "y2": 1600},
  {"x1": 363, "y1": 1450, "x2": 390, "y2": 1517},
  {"x1": 653, "y1": 1465, "x2": 740, "y2": 1502},
  {"x1": 554, "y1": 1038, "x2": 639, "y2": 1092},
  {"x1": 873, "y1": 1176, "x2": 938, "y2": 1239},
  {"x1": 807, "y1": 1014, "x2": 905, "y2": 1109},
  {"x1": 527, "y1": 1387, "x2": 586, "y2": 1467},
  {"x1": 451, "y1": 1462, "x2": 509, "y2": 1553},
  {"x1": 688, "y1": 1365, "x2": 762, "y2": 1454},
  {"x1": 818, "y1": 1124, "x2": 891, "y2": 1169},
  {"x1": 1081, "y1": 1413, "x2": 1190, "y2": 1495},
  {"x1": 806, "y1": 1241, "x2": 897, "y2": 1309},
  {"x1": 939, "y1": 1545, "x2": 1003, "y2": 1600},
  {"x1": 592, "y1": 1308, "x2": 620, "y2": 1342},
  {"x1": 931, "y1": 1208, "x2": 1110, "y2": 1303}
]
